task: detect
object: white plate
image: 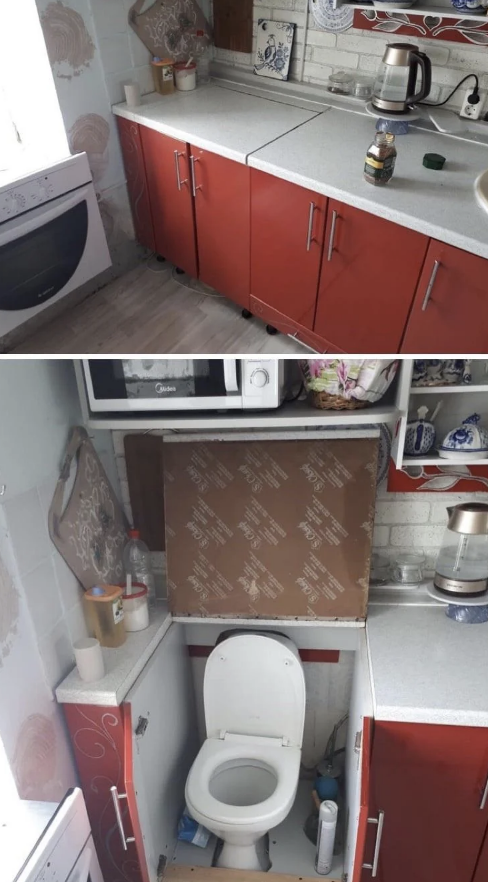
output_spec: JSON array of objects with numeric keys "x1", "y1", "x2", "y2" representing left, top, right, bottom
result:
[
  {"x1": 365, "y1": 101, "x2": 421, "y2": 121},
  {"x1": 438, "y1": 449, "x2": 488, "y2": 461},
  {"x1": 427, "y1": 583, "x2": 488, "y2": 606},
  {"x1": 309, "y1": 0, "x2": 354, "y2": 33}
]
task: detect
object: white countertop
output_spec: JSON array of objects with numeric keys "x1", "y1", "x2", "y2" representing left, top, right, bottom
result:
[
  {"x1": 367, "y1": 603, "x2": 488, "y2": 727},
  {"x1": 249, "y1": 107, "x2": 488, "y2": 259},
  {"x1": 113, "y1": 79, "x2": 488, "y2": 258},
  {"x1": 56, "y1": 603, "x2": 171, "y2": 706},
  {"x1": 112, "y1": 85, "x2": 318, "y2": 164}
]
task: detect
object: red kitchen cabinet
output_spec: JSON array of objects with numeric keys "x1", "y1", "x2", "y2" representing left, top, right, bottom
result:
[
  {"x1": 363, "y1": 721, "x2": 488, "y2": 882},
  {"x1": 401, "y1": 240, "x2": 488, "y2": 353},
  {"x1": 116, "y1": 118, "x2": 155, "y2": 252},
  {"x1": 140, "y1": 126, "x2": 198, "y2": 277},
  {"x1": 250, "y1": 295, "x2": 343, "y2": 353},
  {"x1": 190, "y1": 147, "x2": 251, "y2": 308},
  {"x1": 314, "y1": 202, "x2": 429, "y2": 353},
  {"x1": 473, "y1": 825, "x2": 488, "y2": 882},
  {"x1": 250, "y1": 169, "x2": 327, "y2": 329}
]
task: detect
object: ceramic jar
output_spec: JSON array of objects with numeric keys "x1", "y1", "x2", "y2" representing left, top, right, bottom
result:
[
  {"x1": 439, "y1": 414, "x2": 488, "y2": 460},
  {"x1": 404, "y1": 405, "x2": 438, "y2": 456}
]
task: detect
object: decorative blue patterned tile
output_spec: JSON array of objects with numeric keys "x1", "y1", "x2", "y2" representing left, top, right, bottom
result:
[{"x1": 254, "y1": 19, "x2": 295, "y2": 82}]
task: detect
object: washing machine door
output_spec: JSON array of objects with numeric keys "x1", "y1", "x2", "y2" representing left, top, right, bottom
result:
[
  {"x1": 204, "y1": 633, "x2": 306, "y2": 747},
  {"x1": 66, "y1": 837, "x2": 103, "y2": 882}
]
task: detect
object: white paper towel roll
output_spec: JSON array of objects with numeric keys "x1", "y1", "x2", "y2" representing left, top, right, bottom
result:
[
  {"x1": 74, "y1": 637, "x2": 105, "y2": 682},
  {"x1": 124, "y1": 81, "x2": 142, "y2": 107}
]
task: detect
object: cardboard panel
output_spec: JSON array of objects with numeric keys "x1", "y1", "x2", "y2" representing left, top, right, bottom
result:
[{"x1": 164, "y1": 439, "x2": 378, "y2": 619}]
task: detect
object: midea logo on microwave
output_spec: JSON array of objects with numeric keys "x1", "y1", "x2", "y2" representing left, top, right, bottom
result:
[{"x1": 155, "y1": 383, "x2": 177, "y2": 395}]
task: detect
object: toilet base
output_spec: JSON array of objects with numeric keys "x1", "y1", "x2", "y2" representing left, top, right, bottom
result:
[{"x1": 216, "y1": 836, "x2": 270, "y2": 872}]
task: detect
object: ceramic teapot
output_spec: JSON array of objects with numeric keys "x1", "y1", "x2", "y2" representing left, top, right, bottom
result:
[
  {"x1": 404, "y1": 403, "x2": 442, "y2": 457},
  {"x1": 439, "y1": 413, "x2": 488, "y2": 460}
]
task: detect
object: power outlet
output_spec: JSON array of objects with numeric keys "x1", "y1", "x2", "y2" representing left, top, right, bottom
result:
[{"x1": 460, "y1": 88, "x2": 483, "y2": 120}]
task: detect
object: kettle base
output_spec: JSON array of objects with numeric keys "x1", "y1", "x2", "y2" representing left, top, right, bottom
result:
[{"x1": 434, "y1": 573, "x2": 488, "y2": 597}]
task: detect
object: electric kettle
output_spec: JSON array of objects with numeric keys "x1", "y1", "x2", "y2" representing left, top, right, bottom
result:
[
  {"x1": 434, "y1": 503, "x2": 488, "y2": 596},
  {"x1": 372, "y1": 43, "x2": 432, "y2": 114}
]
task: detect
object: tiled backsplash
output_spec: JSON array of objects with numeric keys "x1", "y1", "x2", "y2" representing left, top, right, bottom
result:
[{"x1": 210, "y1": 0, "x2": 488, "y2": 112}]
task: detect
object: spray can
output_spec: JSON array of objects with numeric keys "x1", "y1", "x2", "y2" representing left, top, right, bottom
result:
[{"x1": 316, "y1": 800, "x2": 338, "y2": 875}]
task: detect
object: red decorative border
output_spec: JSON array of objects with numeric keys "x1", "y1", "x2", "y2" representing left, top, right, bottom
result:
[
  {"x1": 387, "y1": 460, "x2": 488, "y2": 492},
  {"x1": 355, "y1": 9, "x2": 488, "y2": 44}
]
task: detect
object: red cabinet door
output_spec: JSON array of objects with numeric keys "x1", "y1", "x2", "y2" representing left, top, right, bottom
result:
[
  {"x1": 140, "y1": 126, "x2": 198, "y2": 277},
  {"x1": 250, "y1": 169, "x2": 327, "y2": 329},
  {"x1": 368, "y1": 721, "x2": 488, "y2": 882},
  {"x1": 116, "y1": 117, "x2": 155, "y2": 252},
  {"x1": 401, "y1": 240, "x2": 488, "y2": 353},
  {"x1": 63, "y1": 703, "x2": 149, "y2": 882},
  {"x1": 473, "y1": 825, "x2": 488, "y2": 882},
  {"x1": 190, "y1": 147, "x2": 250, "y2": 308},
  {"x1": 314, "y1": 202, "x2": 429, "y2": 354}
]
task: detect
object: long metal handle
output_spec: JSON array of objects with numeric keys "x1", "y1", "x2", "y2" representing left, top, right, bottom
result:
[
  {"x1": 421, "y1": 260, "x2": 440, "y2": 311},
  {"x1": 190, "y1": 155, "x2": 202, "y2": 198},
  {"x1": 173, "y1": 150, "x2": 187, "y2": 191},
  {"x1": 110, "y1": 786, "x2": 136, "y2": 851},
  {"x1": 362, "y1": 810, "x2": 385, "y2": 877},
  {"x1": 480, "y1": 773, "x2": 488, "y2": 810},
  {"x1": 327, "y1": 209, "x2": 338, "y2": 262},
  {"x1": 306, "y1": 202, "x2": 316, "y2": 252}
]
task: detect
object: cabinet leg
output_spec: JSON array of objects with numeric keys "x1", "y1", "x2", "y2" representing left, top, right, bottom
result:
[
  {"x1": 156, "y1": 255, "x2": 165, "y2": 263},
  {"x1": 175, "y1": 267, "x2": 185, "y2": 275},
  {"x1": 266, "y1": 325, "x2": 278, "y2": 336},
  {"x1": 242, "y1": 309, "x2": 252, "y2": 320}
]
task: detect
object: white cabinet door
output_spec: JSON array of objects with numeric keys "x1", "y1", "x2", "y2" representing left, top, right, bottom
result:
[{"x1": 127, "y1": 623, "x2": 200, "y2": 882}]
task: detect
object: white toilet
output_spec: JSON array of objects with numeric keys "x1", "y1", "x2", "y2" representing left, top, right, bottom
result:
[{"x1": 185, "y1": 631, "x2": 306, "y2": 871}]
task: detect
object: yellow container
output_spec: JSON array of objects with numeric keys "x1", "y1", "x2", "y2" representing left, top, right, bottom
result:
[
  {"x1": 152, "y1": 58, "x2": 175, "y2": 95},
  {"x1": 84, "y1": 584, "x2": 126, "y2": 648}
]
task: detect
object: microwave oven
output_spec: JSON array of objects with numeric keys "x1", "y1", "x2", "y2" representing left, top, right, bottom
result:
[{"x1": 82, "y1": 359, "x2": 288, "y2": 412}]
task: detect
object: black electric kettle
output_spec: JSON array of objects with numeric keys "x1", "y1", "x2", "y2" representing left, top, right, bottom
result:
[{"x1": 372, "y1": 43, "x2": 432, "y2": 114}]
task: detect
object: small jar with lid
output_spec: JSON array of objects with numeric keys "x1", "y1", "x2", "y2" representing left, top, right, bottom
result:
[
  {"x1": 152, "y1": 57, "x2": 175, "y2": 95},
  {"x1": 84, "y1": 584, "x2": 126, "y2": 648},
  {"x1": 364, "y1": 132, "x2": 397, "y2": 186},
  {"x1": 328, "y1": 71, "x2": 353, "y2": 95}
]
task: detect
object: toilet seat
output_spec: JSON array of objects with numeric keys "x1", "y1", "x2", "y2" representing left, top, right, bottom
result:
[{"x1": 186, "y1": 735, "x2": 301, "y2": 829}]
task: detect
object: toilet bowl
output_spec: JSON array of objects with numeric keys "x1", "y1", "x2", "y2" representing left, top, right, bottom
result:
[{"x1": 185, "y1": 632, "x2": 306, "y2": 871}]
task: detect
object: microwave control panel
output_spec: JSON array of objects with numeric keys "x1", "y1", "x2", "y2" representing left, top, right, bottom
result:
[{"x1": 241, "y1": 359, "x2": 282, "y2": 406}]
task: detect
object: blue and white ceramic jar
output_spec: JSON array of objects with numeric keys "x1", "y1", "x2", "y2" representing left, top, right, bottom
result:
[
  {"x1": 439, "y1": 414, "x2": 488, "y2": 460},
  {"x1": 405, "y1": 405, "x2": 438, "y2": 457}
]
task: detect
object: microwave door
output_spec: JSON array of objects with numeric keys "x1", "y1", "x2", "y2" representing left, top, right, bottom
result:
[{"x1": 85, "y1": 359, "x2": 244, "y2": 412}]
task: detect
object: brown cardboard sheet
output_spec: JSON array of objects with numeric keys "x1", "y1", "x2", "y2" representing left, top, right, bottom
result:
[{"x1": 164, "y1": 438, "x2": 378, "y2": 619}]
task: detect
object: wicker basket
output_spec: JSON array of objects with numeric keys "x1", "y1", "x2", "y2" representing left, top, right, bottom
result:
[{"x1": 307, "y1": 390, "x2": 367, "y2": 410}]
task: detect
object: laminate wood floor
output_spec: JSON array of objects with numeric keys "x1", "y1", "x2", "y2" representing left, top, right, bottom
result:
[{"x1": 14, "y1": 260, "x2": 305, "y2": 354}]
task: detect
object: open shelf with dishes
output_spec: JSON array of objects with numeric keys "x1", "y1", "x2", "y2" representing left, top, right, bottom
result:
[
  {"x1": 332, "y1": 1, "x2": 488, "y2": 23},
  {"x1": 392, "y1": 360, "x2": 488, "y2": 468}
]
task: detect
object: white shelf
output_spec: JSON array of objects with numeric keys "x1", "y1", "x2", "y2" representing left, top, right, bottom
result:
[
  {"x1": 403, "y1": 454, "x2": 488, "y2": 466},
  {"x1": 340, "y1": 2, "x2": 488, "y2": 21},
  {"x1": 173, "y1": 614, "x2": 365, "y2": 627},
  {"x1": 85, "y1": 400, "x2": 400, "y2": 431},
  {"x1": 410, "y1": 385, "x2": 488, "y2": 394}
]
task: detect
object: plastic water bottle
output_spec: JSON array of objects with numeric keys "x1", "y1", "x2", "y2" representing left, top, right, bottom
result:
[
  {"x1": 123, "y1": 529, "x2": 156, "y2": 607},
  {"x1": 195, "y1": 29, "x2": 211, "y2": 85}
]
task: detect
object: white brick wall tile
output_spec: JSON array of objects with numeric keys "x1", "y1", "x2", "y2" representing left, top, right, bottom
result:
[
  {"x1": 271, "y1": 8, "x2": 305, "y2": 25},
  {"x1": 373, "y1": 526, "x2": 390, "y2": 547},
  {"x1": 311, "y1": 46, "x2": 359, "y2": 69},
  {"x1": 375, "y1": 501, "x2": 430, "y2": 525},
  {"x1": 336, "y1": 33, "x2": 386, "y2": 57},
  {"x1": 390, "y1": 525, "x2": 446, "y2": 547},
  {"x1": 303, "y1": 61, "x2": 333, "y2": 82},
  {"x1": 307, "y1": 30, "x2": 337, "y2": 49}
]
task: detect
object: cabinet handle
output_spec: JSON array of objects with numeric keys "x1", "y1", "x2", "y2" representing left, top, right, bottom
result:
[
  {"x1": 173, "y1": 150, "x2": 187, "y2": 191},
  {"x1": 306, "y1": 202, "x2": 316, "y2": 252},
  {"x1": 110, "y1": 786, "x2": 136, "y2": 851},
  {"x1": 290, "y1": 331, "x2": 327, "y2": 354},
  {"x1": 190, "y1": 155, "x2": 202, "y2": 198},
  {"x1": 362, "y1": 810, "x2": 385, "y2": 877},
  {"x1": 480, "y1": 773, "x2": 488, "y2": 810},
  {"x1": 327, "y1": 210, "x2": 338, "y2": 262},
  {"x1": 421, "y1": 260, "x2": 440, "y2": 311}
]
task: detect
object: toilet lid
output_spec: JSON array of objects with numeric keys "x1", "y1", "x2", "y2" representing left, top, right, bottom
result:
[{"x1": 204, "y1": 634, "x2": 305, "y2": 748}]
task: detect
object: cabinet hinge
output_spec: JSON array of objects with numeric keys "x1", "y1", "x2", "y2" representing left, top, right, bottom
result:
[{"x1": 354, "y1": 730, "x2": 362, "y2": 753}]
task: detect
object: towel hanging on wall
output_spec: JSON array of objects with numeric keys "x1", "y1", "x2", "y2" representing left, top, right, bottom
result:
[{"x1": 129, "y1": 0, "x2": 211, "y2": 62}]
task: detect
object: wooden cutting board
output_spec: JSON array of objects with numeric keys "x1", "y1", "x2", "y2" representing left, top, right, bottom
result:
[{"x1": 213, "y1": 0, "x2": 253, "y2": 53}]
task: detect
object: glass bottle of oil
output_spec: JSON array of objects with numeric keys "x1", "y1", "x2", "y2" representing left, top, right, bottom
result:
[{"x1": 364, "y1": 132, "x2": 397, "y2": 186}]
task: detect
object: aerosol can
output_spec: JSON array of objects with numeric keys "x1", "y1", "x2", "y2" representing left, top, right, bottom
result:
[{"x1": 315, "y1": 800, "x2": 338, "y2": 875}]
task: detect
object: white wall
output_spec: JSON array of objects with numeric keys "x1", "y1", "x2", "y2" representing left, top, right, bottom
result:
[
  {"x1": 210, "y1": 0, "x2": 488, "y2": 113},
  {"x1": 0, "y1": 360, "x2": 120, "y2": 799}
]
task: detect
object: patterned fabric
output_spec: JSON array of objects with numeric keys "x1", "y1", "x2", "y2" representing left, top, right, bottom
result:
[{"x1": 128, "y1": 0, "x2": 211, "y2": 61}]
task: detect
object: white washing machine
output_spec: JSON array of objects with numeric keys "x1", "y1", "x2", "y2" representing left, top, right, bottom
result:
[{"x1": 11, "y1": 788, "x2": 103, "y2": 882}]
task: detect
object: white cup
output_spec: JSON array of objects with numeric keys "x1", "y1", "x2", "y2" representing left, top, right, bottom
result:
[
  {"x1": 124, "y1": 81, "x2": 142, "y2": 107},
  {"x1": 74, "y1": 637, "x2": 105, "y2": 682}
]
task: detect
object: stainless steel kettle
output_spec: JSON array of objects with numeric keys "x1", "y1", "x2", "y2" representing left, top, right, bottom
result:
[
  {"x1": 372, "y1": 43, "x2": 432, "y2": 114},
  {"x1": 434, "y1": 503, "x2": 488, "y2": 595}
]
